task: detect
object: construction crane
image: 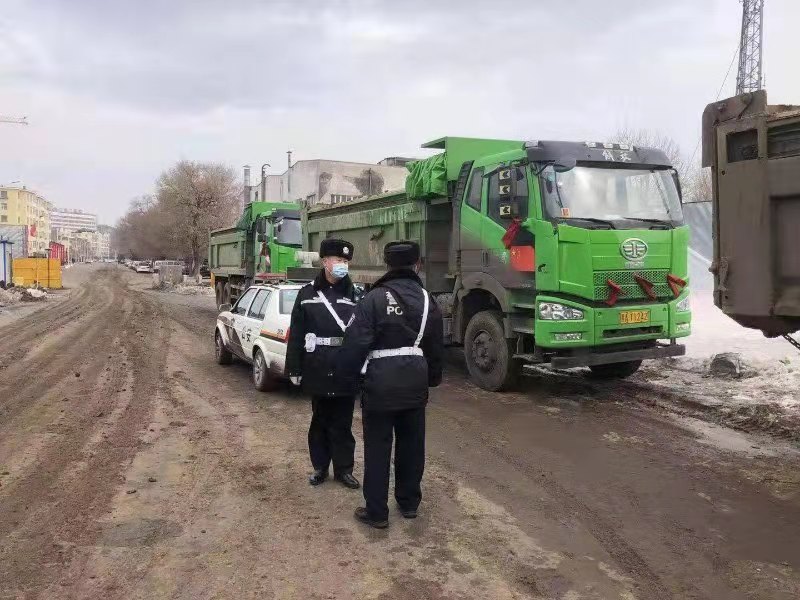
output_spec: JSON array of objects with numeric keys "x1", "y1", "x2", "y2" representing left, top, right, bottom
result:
[
  {"x1": 0, "y1": 115, "x2": 28, "y2": 125},
  {"x1": 735, "y1": 0, "x2": 765, "y2": 94}
]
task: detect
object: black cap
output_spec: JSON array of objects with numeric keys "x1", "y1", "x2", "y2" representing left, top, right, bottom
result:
[
  {"x1": 319, "y1": 238, "x2": 354, "y2": 260},
  {"x1": 384, "y1": 240, "x2": 420, "y2": 268}
]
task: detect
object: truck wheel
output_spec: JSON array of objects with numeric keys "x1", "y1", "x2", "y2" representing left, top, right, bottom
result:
[
  {"x1": 252, "y1": 349, "x2": 277, "y2": 391},
  {"x1": 464, "y1": 310, "x2": 520, "y2": 392},
  {"x1": 588, "y1": 360, "x2": 642, "y2": 379},
  {"x1": 215, "y1": 330, "x2": 233, "y2": 365},
  {"x1": 223, "y1": 282, "x2": 232, "y2": 306}
]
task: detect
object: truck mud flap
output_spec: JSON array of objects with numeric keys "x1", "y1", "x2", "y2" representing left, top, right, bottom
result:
[{"x1": 548, "y1": 343, "x2": 685, "y2": 369}]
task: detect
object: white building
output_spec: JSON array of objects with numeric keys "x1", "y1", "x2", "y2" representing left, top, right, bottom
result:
[
  {"x1": 50, "y1": 208, "x2": 98, "y2": 232},
  {"x1": 245, "y1": 159, "x2": 411, "y2": 208}
]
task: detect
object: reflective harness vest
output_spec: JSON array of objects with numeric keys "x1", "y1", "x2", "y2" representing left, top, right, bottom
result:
[
  {"x1": 303, "y1": 291, "x2": 355, "y2": 352},
  {"x1": 361, "y1": 288, "x2": 430, "y2": 374}
]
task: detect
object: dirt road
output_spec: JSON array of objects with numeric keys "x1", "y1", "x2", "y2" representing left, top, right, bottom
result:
[{"x1": 1, "y1": 265, "x2": 798, "y2": 600}]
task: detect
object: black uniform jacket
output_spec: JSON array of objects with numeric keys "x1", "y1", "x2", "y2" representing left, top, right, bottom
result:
[
  {"x1": 286, "y1": 271, "x2": 358, "y2": 397},
  {"x1": 339, "y1": 269, "x2": 444, "y2": 411}
]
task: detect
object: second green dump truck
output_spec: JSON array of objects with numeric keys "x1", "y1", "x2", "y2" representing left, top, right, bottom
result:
[
  {"x1": 209, "y1": 201, "x2": 312, "y2": 307},
  {"x1": 303, "y1": 137, "x2": 691, "y2": 391}
]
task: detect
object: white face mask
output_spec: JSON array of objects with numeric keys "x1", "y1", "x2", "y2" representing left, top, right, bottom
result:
[{"x1": 327, "y1": 262, "x2": 349, "y2": 280}]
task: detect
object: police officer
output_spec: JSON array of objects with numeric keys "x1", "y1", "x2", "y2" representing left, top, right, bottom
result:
[
  {"x1": 339, "y1": 241, "x2": 444, "y2": 528},
  {"x1": 286, "y1": 238, "x2": 360, "y2": 489}
]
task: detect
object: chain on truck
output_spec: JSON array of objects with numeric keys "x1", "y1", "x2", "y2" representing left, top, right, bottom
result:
[{"x1": 299, "y1": 137, "x2": 692, "y2": 392}]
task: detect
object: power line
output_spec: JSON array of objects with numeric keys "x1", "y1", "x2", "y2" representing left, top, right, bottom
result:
[{"x1": 688, "y1": 41, "x2": 741, "y2": 168}]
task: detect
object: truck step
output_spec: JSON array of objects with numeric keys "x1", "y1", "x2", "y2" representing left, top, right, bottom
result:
[
  {"x1": 513, "y1": 303, "x2": 537, "y2": 311},
  {"x1": 512, "y1": 326, "x2": 536, "y2": 335}
]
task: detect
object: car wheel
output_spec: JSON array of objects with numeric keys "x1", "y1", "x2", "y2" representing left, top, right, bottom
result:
[
  {"x1": 253, "y1": 349, "x2": 277, "y2": 391},
  {"x1": 215, "y1": 330, "x2": 233, "y2": 365}
]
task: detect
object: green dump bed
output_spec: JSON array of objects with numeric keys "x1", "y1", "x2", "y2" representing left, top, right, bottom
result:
[
  {"x1": 304, "y1": 191, "x2": 453, "y2": 291},
  {"x1": 304, "y1": 137, "x2": 524, "y2": 292},
  {"x1": 209, "y1": 226, "x2": 247, "y2": 277}
]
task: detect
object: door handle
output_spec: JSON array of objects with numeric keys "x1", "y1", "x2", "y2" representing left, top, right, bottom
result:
[{"x1": 481, "y1": 250, "x2": 489, "y2": 267}]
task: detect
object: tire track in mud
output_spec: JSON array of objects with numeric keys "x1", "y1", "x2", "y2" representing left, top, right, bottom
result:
[
  {"x1": 427, "y1": 390, "x2": 676, "y2": 600},
  {"x1": 0, "y1": 268, "x2": 170, "y2": 597}
]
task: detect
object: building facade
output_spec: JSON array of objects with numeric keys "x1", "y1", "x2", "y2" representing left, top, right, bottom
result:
[
  {"x1": 0, "y1": 186, "x2": 52, "y2": 255},
  {"x1": 50, "y1": 208, "x2": 98, "y2": 232},
  {"x1": 245, "y1": 159, "x2": 411, "y2": 208}
]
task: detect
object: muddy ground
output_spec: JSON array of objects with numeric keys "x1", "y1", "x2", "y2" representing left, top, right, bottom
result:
[{"x1": 0, "y1": 265, "x2": 798, "y2": 600}]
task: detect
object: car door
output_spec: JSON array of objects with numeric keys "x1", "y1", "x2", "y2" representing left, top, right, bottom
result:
[
  {"x1": 229, "y1": 287, "x2": 258, "y2": 358},
  {"x1": 243, "y1": 289, "x2": 272, "y2": 360}
]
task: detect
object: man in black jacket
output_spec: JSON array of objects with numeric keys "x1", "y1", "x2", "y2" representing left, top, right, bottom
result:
[
  {"x1": 286, "y1": 238, "x2": 360, "y2": 489},
  {"x1": 339, "y1": 240, "x2": 444, "y2": 528}
]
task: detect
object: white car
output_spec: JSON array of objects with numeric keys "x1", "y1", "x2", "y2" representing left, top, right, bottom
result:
[
  {"x1": 136, "y1": 262, "x2": 153, "y2": 273},
  {"x1": 214, "y1": 284, "x2": 301, "y2": 391}
]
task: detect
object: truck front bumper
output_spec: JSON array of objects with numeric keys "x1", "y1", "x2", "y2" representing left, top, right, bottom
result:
[{"x1": 548, "y1": 342, "x2": 685, "y2": 369}]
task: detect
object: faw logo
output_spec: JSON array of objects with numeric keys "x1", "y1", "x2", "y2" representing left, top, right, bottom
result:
[{"x1": 620, "y1": 238, "x2": 648, "y2": 261}]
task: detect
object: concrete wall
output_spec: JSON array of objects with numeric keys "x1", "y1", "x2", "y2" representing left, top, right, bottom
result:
[{"x1": 258, "y1": 160, "x2": 409, "y2": 207}]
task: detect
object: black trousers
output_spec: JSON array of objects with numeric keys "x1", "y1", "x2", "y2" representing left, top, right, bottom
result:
[
  {"x1": 362, "y1": 407, "x2": 426, "y2": 522},
  {"x1": 308, "y1": 395, "x2": 356, "y2": 476}
]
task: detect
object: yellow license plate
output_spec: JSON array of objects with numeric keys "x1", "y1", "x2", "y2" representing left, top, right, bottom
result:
[{"x1": 619, "y1": 310, "x2": 650, "y2": 324}]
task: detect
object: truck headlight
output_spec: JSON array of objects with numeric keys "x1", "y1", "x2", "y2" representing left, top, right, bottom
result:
[
  {"x1": 676, "y1": 294, "x2": 691, "y2": 312},
  {"x1": 539, "y1": 302, "x2": 584, "y2": 320}
]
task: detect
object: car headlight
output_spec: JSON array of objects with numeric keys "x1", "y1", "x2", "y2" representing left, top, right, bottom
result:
[
  {"x1": 539, "y1": 302, "x2": 584, "y2": 320},
  {"x1": 676, "y1": 294, "x2": 691, "y2": 312}
]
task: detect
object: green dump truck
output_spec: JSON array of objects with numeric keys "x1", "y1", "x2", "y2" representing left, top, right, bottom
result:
[
  {"x1": 210, "y1": 201, "x2": 312, "y2": 307},
  {"x1": 303, "y1": 137, "x2": 691, "y2": 391}
]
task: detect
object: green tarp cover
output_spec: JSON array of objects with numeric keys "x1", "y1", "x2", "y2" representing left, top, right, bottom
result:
[
  {"x1": 235, "y1": 204, "x2": 254, "y2": 230},
  {"x1": 405, "y1": 153, "x2": 447, "y2": 200}
]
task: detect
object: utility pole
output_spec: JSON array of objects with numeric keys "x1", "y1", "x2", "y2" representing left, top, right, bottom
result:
[
  {"x1": 286, "y1": 150, "x2": 293, "y2": 199},
  {"x1": 736, "y1": 0, "x2": 765, "y2": 94},
  {"x1": 0, "y1": 115, "x2": 28, "y2": 125}
]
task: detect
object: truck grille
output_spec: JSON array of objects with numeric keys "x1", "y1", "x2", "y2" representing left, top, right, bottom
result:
[{"x1": 593, "y1": 269, "x2": 672, "y2": 301}]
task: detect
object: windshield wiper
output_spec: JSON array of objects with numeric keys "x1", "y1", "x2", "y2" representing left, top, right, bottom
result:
[
  {"x1": 622, "y1": 217, "x2": 673, "y2": 228},
  {"x1": 560, "y1": 217, "x2": 616, "y2": 229}
]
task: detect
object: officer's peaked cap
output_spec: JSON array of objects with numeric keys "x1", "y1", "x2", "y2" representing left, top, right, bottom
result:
[
  {"x1": 319, "y1": 238, "x2": 354, "y2": 259},
  {"x1": 384, "y1": 240, "x2": 420, "y2": 267}
]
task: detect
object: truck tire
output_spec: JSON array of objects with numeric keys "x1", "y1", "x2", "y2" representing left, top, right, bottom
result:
[
  {"x1": 215, "y1": 330, "x2": 233, "y2": 365},
  {"x1": 464, "y1": 310, "x2": 520, "y2": 392},
  {"x1": 252, "y1": 349, "x2": 278, "y2": 392},
  {"x1": 223, "y1": 282, "x2": 232, "y2": 306},
  {"x1": 588, "y1": 360, "x2": 642, "y2": 379}
]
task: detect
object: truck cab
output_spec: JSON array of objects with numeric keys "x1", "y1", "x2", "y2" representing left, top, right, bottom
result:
[{"x1": 451, "y1": 138, "x2": 690, "y2": 387}]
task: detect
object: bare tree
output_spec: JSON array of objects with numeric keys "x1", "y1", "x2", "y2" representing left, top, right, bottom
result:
[
  {"x1": 114, "y1": 162, "x2": 240, "y2": 269},
  {"x1": 156, "y1": 161, "x2": 241, "y2": 274}
]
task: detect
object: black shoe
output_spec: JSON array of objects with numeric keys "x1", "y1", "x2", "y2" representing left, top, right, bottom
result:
[
  {"x1": 308, "y1": 469, "x2": 328, "y2": 486},
  {"x1": 399, "y1": 507, "x2": 417, "y2": 519},
  {"x1": 334, "y1": 473, "x2": 360, "y2": 489},
  {"x1": 354, "y1": 507, "x2": 388, "y2": 529}
]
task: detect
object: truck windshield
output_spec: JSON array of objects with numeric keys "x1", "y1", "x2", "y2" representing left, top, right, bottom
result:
[
  {"x1": 275, "y1": 218, "x2": 302, "y2": 246},
  {"x1": 540, "y1": 165, "x2": 683, "y2": 228}
]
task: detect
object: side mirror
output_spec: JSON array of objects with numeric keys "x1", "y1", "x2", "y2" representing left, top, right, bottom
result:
[
  {"x1": 257, "y1": 234, "x2": 267, "y2": 242},
  {"x1": 219, "y1": 303, "x2": 231, "y2": 313}
]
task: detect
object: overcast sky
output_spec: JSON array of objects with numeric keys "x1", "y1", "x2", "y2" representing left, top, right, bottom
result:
[{"x1": 1, "y1": 0, "x2": 798, "y2": 225}]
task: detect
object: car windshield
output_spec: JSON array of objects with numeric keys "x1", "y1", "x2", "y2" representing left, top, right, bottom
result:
[
  {"x1": 540, "y1": 165, "x2": 684, "y2": 228},
  {"x1": 276, "y1": 218, "x2": 302, "y2": 246},
  {"x1": 279, "y1": 289, "x2": 299, "y2": 314}
]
